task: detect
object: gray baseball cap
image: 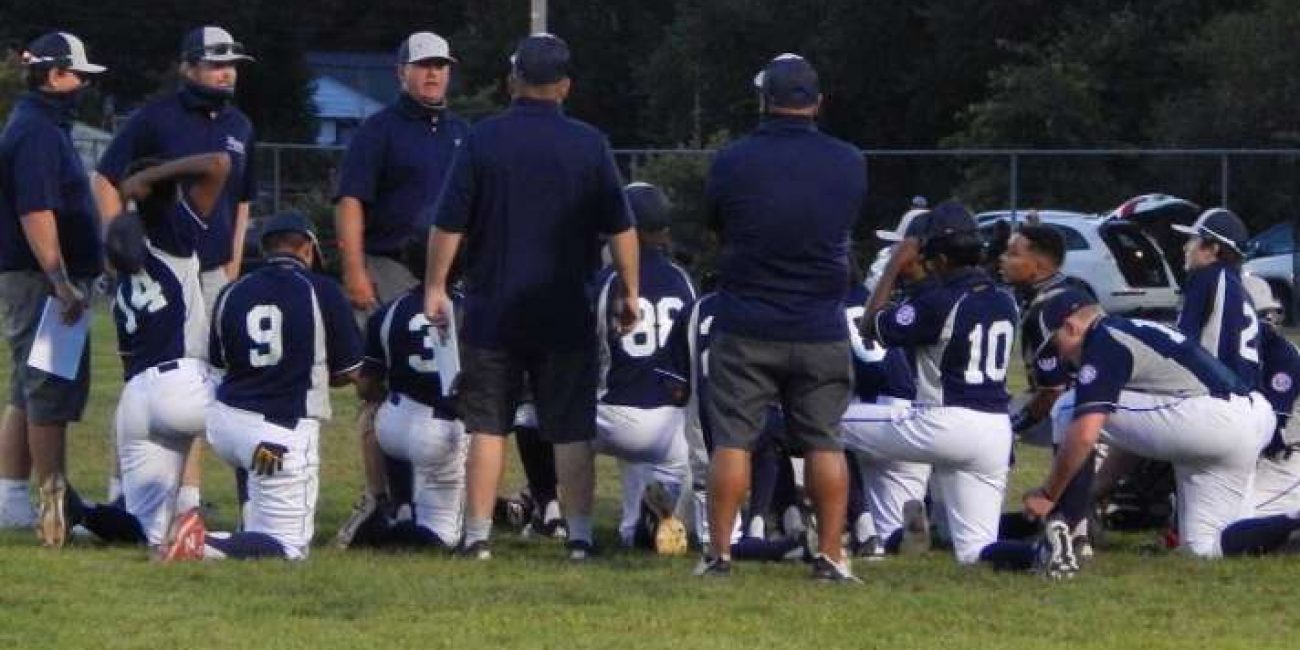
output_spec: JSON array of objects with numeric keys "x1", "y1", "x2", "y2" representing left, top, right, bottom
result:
[
  {"x1": 23, "y1": 32, "x2": 106, "y2": 74},
  {"x1": 182, "y1": 26, "x2": 254, "y2": 64},
  {"x1": 398, "y1": 32, "x2": 455, "y2": 64}
]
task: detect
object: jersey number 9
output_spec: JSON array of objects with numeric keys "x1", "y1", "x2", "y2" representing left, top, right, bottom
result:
[{"x1": 247, "y1": 305, "x2": 284, "y2": 367}]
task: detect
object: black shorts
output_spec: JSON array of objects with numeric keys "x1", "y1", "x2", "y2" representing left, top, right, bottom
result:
[
  {"x1": 705, "y1": 332, "x2": 851, "y2": 453},
  {"x1": 0, "y1": 272, "x2": 91, "y2": 425},
  {"x1": 457, "y1": 342, "x2": 597, "y2": 443}
]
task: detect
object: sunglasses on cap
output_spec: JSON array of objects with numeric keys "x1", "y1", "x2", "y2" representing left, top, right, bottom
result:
[{"x1": 187, "y1": 43, "x2": 246, "y2": 60}]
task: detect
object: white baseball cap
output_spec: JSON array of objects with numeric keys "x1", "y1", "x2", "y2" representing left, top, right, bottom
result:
[
  {"x1": 876, "y1": 208, "x2": 928, "y2": 242},
  {"x1": 22, "y1": 32, "x2": 106, "y2": 74},
  {"x1": 398, "y1": 32, "x2": 455, "y2": 64},
  {"x1": 182, "y1": 26, "x2": 254, "y2": 64}
]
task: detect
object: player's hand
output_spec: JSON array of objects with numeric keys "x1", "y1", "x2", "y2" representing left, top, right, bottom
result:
[
  {"x1": 615, "y1": 294, "x2": 640, "y2": 336},
  {"x1": 344, "y1": 268, "x2": 378, "y2": 311},
  {"x1": 52, "y1": 279, "x2": 86, "y2": 325},
  {"x1": 119, "y1": 175, "x2": 150, "y2": 203},
  {"x1": 1022, "y1": 487, "x2": 1055, "y2": 520},
  {"x1": 425, "y1": 286, "x2": 453, "y2": 333},
  {"x1": 251, "y1": 441, "x2": 288, "y2": 477},
  {"x1": 893, "y1": 237, "x2": 921, "y2": 268}
]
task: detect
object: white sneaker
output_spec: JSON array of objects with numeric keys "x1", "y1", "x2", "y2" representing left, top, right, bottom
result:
[{"x1": 1036, "y1": 520, "x2": 1079, "y2": 580}]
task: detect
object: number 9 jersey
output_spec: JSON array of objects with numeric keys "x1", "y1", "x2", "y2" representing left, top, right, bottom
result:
[
  {"x1": 593, "y1": 247, "x2": 697, "y2": 408},
  {"x1": 872, "y1": 268, "x2": 1018, "y2": 413}
]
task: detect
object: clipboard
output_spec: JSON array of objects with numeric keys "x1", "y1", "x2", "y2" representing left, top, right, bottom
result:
[{"x1": 26, "y1": 297, "x2": 89, "y2": 380}]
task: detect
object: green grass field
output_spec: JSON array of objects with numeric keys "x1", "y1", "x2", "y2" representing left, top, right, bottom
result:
[{"x1": 1, "y1": 306, "x2": 1298, "y2": 650}]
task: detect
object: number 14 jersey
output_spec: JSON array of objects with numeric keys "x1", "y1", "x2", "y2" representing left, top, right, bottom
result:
[{"x1": 112, "y1": 246, "x2": 208, "y2": 381}]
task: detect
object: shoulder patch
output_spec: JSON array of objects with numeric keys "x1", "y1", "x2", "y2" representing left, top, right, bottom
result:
[
  {"x1": 1271, "y1": 372, "x2": 1293, "y2": 393},
  {"x1": 1078, "y1": 364, "x2": 1098, "y2": 385},
  {"x1": 895, "y1": 304, "x2": 916, "y2": 326},
  {"x1": 1037, "y1": 356, "x2": 1059, "y2": 372}
]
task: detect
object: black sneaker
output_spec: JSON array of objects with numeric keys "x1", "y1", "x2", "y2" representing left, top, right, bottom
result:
[
  {"x1": 335, "y1": 492, "x2": 387, "y2": 549},
  {"x1": 458, "y1": 539, "x2": 492, "y2": 560},
  {"x1": 851, "y1": 535, "x2": 887, "y2": 561},
  {"x1": 692, "y1": 555, "x2": 732, "y2": 577},
  {"x1": 1034, "y1": 520, "x2": 1079, "y2": 579},
  {"x1": 810, "y1": 554, "x2": 862, "y2": 584},
  {"x1": 566, "y1": 539, "x2": 595, "y2": 561}
]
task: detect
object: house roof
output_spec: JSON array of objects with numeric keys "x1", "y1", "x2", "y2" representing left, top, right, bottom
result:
[
  {"x1": 314, "y1": 75, "x2": 385, "y2": 120},
  {"x1": 306, "y1": 50, "x2": 398, "y2": 104}
]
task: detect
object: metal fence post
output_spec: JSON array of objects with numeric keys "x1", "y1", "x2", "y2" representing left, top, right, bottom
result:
[
  {"x1": 1009, "y1": 152, "x2": 1019, "y2": 222},
  {"x1": 273, "y1": 146, "x2": 282, "y2": 214},
  {"x1": 1219, "y1": 153, "x2": 1230, "y2": 208}
]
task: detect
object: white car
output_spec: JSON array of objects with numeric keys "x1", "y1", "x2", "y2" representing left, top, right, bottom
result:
[
  {"x1": 1243, "y1": 223, "x2": 1296, "y2": 322},
  {"x1": 865, "y1": 210, "x2": 1182, "y2": 317}
]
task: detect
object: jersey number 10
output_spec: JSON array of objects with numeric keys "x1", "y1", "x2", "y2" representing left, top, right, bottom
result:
[{"x1": 964, "y1": 320, "x2": 1014, "y2": 384}]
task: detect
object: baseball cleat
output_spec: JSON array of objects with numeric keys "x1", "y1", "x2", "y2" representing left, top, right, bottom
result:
[
  {"x1": 693, "y1": 555, "x2": 732, "y2": 578},
  {"x1": 810, "y1": 554, "x2": 863, "y2": 584},
  {"x1": 899, "y1": 500, "x2": 931, "y2": 556},
  {"x1": 459, "y1": 540, "x2": 492, "y2": 561},
  {"x1": 37, "y1": 474, "x2": 68, "y2": 549},
  {"x1": 642, "y1": 481, "x2": 688, "y2": 556},
  {"x1": 161, "y1": 508, "x2": 206, "y2": 562},
  {"x1": 851, "y1": 535, "x2": 887, "y2": 561},
  {"x1": 334, "y1": 492, "x2": 383, "y2": 549},
  {"x1": 1036, "y1": 520, "x2": 1079, "y2": 580},
  {"x1": 1071, "y1": 518, "x2": 1094, "y2": 561}
]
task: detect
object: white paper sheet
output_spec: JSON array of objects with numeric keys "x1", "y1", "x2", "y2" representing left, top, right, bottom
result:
[
  {"x1": 26, "y1": 297, "x2": 89, "y2": 380},
  {"x1": 434, "y1": 302, "x2": 461, "y2": 397}
]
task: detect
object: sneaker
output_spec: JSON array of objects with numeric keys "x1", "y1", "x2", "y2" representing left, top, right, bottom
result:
[
  {"x1": 810, "y1": 554, "x2": 863, "y2": 584},
  {"x1": 335, "y1": 492, "x2": 383, "y2": 549},
  {"x1": 459, "y1": 539, "x2": 492, "y2": 560},
  {"x1": 642, "y1": 481, "x2": 688, "y2": 556},
  {"x1": 37, "y1": 474, "x2": 68, "y2": 549},
  {"x1": 1071, "y1": 518, "x2": 1094, "y2": 561},
  {"x1": 899, "y1": 500, "x2": 931, "y2": 556},
  {"x1": 1035, "y1": 520, "x2": 1079, "y2": 580},
  {"x1": 160, "y1": 508, "x2": 207, "y2": 562},
  {"x1": 851, "y1": 535, "x2": 887, "y2": 561},
  {"x1": 524, "y1": 499, "x2": 568, "y2": 540},
  {"x1": 692, "y1": 555, "x2": 732, "y2": 578},
  {"x1": 566, "y1": 539, "x2": 595, "y2": 561}
]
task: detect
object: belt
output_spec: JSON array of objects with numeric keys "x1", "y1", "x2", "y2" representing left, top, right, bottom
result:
[
  {"x1": 388, "y1": 392, "x2": 458, "y2": 421},
  {"x1": 157, "y1": 360, "x2": 181, "y2": 374},
  {"x1": 266, "y1": 415, "x2": 300, "y2": 430}
]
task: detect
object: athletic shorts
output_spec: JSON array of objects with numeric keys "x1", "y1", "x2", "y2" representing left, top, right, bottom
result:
[
  {"x1": 705, "y1": 332, "x2": 851, "y2": 453},
  {"x1": 457, "y1": 342, "x2": 597, "y2": 443},
  {"x1": 0, "y1": 271, "x2": 92, "y2": 424}
]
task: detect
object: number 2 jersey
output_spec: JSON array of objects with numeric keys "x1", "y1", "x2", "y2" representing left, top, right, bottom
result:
[
  {"x1": 362, "y1": 288, "x2": 458, "y2": 415},
  {"x1": 1177, "y1": 261, "x2": 1260, "y2": 387},
  {"x1": 593, "y1": 246, "x2": 697, "y2": 408},
  {"x1": 209, "y1": 254, "x2": 363, "y2": 423},
  {"x1": 873, "y1": 268, "x2": 1018, "y2": 413}
]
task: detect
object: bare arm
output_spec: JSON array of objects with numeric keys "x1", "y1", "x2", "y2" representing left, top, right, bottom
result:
[
  {"x1": 119, "y1": 153, "x2": 232, "y2": 218},
  {"x1": 354, "y1": 370, "x2": 386, "y2": 403},
  {"x1": 335, "y1": 196, "x2": 376, "y2": 310},
  {"x1": 20, "y1": 211, "x2": 85, "y2": 323},
  {"x1": 607, "y1": 228, "x2": 641, "y2": 335},
  {"x1": 330, "y1": 368, "x2": 361, "y2": 388},
  {"x1": 1024, "y1": 412, "x2": 1105, "y2": 518},
  {"x1": 423, "y1": 228, "x2": 464, "y2": 328},
  {"x1": 223, "y1": 201, "x2": 251, "y2": 280},
  {"x1": 92, "y1": 173, "x2": 123, "y2": 227}
]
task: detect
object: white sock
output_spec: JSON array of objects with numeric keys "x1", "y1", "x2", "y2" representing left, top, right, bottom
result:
[
  {"x1": 176, "y1": 486, "x2": 202, "y2": 513},
  {"x1": 747, "y1": 515, "x2": 766, "y2": 539},
  {"x1": 0, "y1": 479, "x2": 33, "y2": 524},
  {"x1": 542, "y1": 500, "x2": 562, "y2": 523},
  {"x1": 853, "y1": 512, "x2": 875, "y2": 542},
  {"x1": 464, "y1": 517, "x2": 492, "y2": 546},
  {"x1": 107, "y1": 477, "x2": 122, "y2": 503},
  {"x1": 567, "y1": 516, "x2": 593, "y2": 544}
]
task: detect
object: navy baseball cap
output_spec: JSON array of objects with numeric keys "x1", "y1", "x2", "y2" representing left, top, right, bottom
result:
[
  {"x1": 753, "y1": 53, "x2": 820, "y2": 109},
  {"x1": 1171, "y1": 207, "x2": 1249, "y2": 255},
  {"x1": 625, "y1": 182, "x2": 672, "y2": 232},
  {"x1": 398, "y1": 32, "x2": 455, "y2": 64},
  {"x1": 1037, "y1": 287, "x2": 1098, "y2": 334},
  {"x1": 511, "y1": 33, "x2": 570, "y2": 84},
  {"x1": 908, "y1": 201, "x2": 976, "y2": 241},
  {"x1": 22, "y1": 32, "x2": 106, "y2": 74},
  {"x1": 181, "y1": 26, "x2": 254, "y2": 64},
  {"x1": 260, "y1": 212, "x2": 319, "y2": 246}
]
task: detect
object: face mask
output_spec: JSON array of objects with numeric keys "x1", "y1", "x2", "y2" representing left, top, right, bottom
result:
[{"x1": 181, "y1": 80, "x2": 234, "y2": 111}]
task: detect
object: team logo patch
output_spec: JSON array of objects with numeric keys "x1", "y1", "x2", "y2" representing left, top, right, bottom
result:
[
  {"x1": 895, "y1": 304, "x2": 916, "y2": 326},
  {"x1": 1037, "y1": 356, "x2": 1058, "y2": 372},
  {"x1": 224, "y1": 135, "x2": 246, "y2": 155},
  {"x1": 1272, "y1": 372, "x2": 1293, "y2": 393},
  {"x1": 1078, "y1": 364, "x2": 1098, "y2": 385}
]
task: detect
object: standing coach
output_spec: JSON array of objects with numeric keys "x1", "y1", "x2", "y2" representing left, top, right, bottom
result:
[
  {"x1": 424, "y1": 33, "x2": 640, "y2": 561},
  {"x1": 698, "y1": 54, "x2": 864, "y2": 582}
]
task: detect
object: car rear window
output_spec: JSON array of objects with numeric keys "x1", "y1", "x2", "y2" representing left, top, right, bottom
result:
[
  {"x1": 1099, "y1": 224, "x2": 1171, "y2": 288},
  {"x1": 1046, "y1": 224, "x2": 1088, "y2": 251}
]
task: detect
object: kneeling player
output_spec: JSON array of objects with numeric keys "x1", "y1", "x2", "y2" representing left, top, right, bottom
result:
[
  {"x1": 1027, "y1": 288, "x2": 1300, "y2": 559},
  {"x1": 161, "y1": 213, "x2": 362, "y2": 561}
]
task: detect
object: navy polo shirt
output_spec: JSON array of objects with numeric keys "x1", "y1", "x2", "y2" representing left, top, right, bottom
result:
[
  {"x1": 0, "y1": 92, "x2": 103, "y2": 277},
  {"x1": 433, "y1": 98, "x2": 633, "y2": 351},
  {"x1": 707, "y1": 116, "x2": 866, "y2": 342},
  {"x1": 97, "y1": 88, "x2": 256, "y2": 270},
  {"x1": 334, "y1": 95, "x2": 470, "y2": 255}
]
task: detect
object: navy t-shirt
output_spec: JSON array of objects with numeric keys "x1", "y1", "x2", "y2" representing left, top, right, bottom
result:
[
  {"x1": 433, "y1": 98, "x2": 633, "y2": 351},
  {"x1": 97, "y1": 88, "x2": 256, "y2": 270},
  {"x1": 0, "y1": 93, "x2": 102, "y2": 277},
  {"x1": 874, "y1": 268, "x2": 1018, "y2": 413},
  {"x1": 362, "y1": 288, "x2": 457, "y2": 414},
  {"x1": 1177, "y1": 262, "x2": 1261, "y2": 387},
  {"x1": 707, "y1": 116, "x2": 866, "y2": 342},
  {"x1": 210, "y1": 255, "x2": 363, "y2": 423},
  {"x1": 594, "y1": 247, "x2": 697, "y2": 408},
  {"x1": 335, "y1": 96, "x2": 470, "y2": 255}
]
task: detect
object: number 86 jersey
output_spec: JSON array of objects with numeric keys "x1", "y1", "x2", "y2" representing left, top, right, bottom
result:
[
  {"x1": 112, "y1": 247, "x2": 208, "y2": 381},
  {"x1": 872, "y1": 268, "x2": 1019, "y2": 413}
]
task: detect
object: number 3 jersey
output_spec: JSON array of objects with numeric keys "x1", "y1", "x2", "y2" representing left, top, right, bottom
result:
[
  {"x1": 593, "y1": 247, "x2": 697, "y2": 408},
  {"x1": 209, "y1": 254, "x2": 363, "y2": 423},
  {"x1": 362, "y1": 288, "x2": 457, "y2": 414},
  {"x1": 112, "y1": 246, "x2": 208, "y2": 381},
  {"x1": 873, "y1": 268, "x2": 1018, "y2": 413}
]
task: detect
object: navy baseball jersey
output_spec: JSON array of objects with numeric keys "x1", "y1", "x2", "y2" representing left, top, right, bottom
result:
[
  {"x1": 659, "y1": 292, "x2": 718, "y2": 442},
  {"x1": 1258, "y1": 323, "x2": 1300, "y2": 435},
  {"x1": 362, "y1": 288, "x2": 457, "y2": 414},
  {"x1": 1071, "y1": 316, "x2": 1248, "y2": 418},
  {"x1": 874, "y1": 268, "x2": 1018, "y2": 413},
  {"x1": 845, "y1": 284, "x2": 915, "y2": 402},
  {"x1": 595, "y1": 247, "x2": 697, "y2": 408},
  {"x1": 113, "y1": 248, "x2": 204, "y2": 380},
  {"x1": 97, "y1": 85, "x2": 256, "y2": 270},
  {"x1": 1177, "y1": 262, "x2": 1260, "y2": 387},
  {"x1": 210, "y1": 255, "x2": 363, "y2": 423},
  {"x1": 1020, "y1": 273, "x2": 1089, "y2": 390}
]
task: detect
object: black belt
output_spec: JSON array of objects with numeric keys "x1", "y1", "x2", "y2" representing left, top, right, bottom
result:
[
  {"x1": 157, "y1": 360, "x2": 181, "y2": 373},
  {"x1": 266, "y1": 415, "x2": 300, "y2": 430}
]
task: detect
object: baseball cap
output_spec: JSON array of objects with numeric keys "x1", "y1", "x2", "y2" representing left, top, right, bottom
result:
[
  {"x1": 753, "y1": 53, "x2": 819, "y2": 109},
  {"x1": 910, "y1": 201, "x2": 976, "y2": 242},
  {"x1": 398, "y1": 32, "x2": 455, "y2": 64},
  {"x1": 1171, "y1": 208, "x2": 1249, "y2": 255},
  {"x1": 876, "y1": 208, "x2": 929, "y2": 242},
  {"x1": 625, "y1": 182, "x2": 672, "y2": 232},
  {"x1": 1037, "y1": 287, "x2": 1098, "y2": 334},
  {"x1": 22, "y1": 32, "x2": 106, "y2": 74},
  {"x1": 1243, "y1": 273, "x2": 1281, "y2": 314},
  {"x1": 181, "y1": 26, "x2": 254, "y2": 64},
  {"x1": 260, "y1": 212, "x2": 319, "y2": 247},
  {"x1": 511, "y1": 33, "x2": 570, "y2": 84}
]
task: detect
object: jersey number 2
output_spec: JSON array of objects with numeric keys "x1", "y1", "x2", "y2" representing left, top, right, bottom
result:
[{"x1": 964, "y1": 320, "x2": 1013, "y2": 384}]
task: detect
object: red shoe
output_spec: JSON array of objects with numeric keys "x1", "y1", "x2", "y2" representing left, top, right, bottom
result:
[{"x1": 162, "y1": 508, "x2": 207, "y2": 562}]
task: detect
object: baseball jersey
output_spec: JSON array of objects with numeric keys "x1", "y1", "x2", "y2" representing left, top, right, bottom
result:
[
  {"x1": 112, "y1": 247, "x2": 206, "y2": 381},
  {"x1": 845, "y1": 284, "x2": 915, "y2": 403},
  {"x1": 1177, "y1": 262, "x2": 1260, "y2": 387},
  {"x1": 1257, "y1": 323, "x2": 1300, "y2": 436},
  {"x1": 658, "y1": 292, "x2": 719, "y2": 444},
  {"x1": 97, "y1": 84, "x2": 256, "y2": 270},
  {"x1": 210, "y1": 254, "x2": 363, "y2": 423},
  {"x1": 1071, "y1": 316, "x2": 1248, "y2": 418},
  {"x1": 874, "y1": 268, "x2": 1018, "y2": 413},
  {"x1": 362, "y1": 288, "x2": 457, "y2": 415},
  {"x1": 1020, "y1": 273, "x2": 1089, "y2": 390},
  {"x1": 595, "y1": 247, "x2": 697, "y2": 408}
]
